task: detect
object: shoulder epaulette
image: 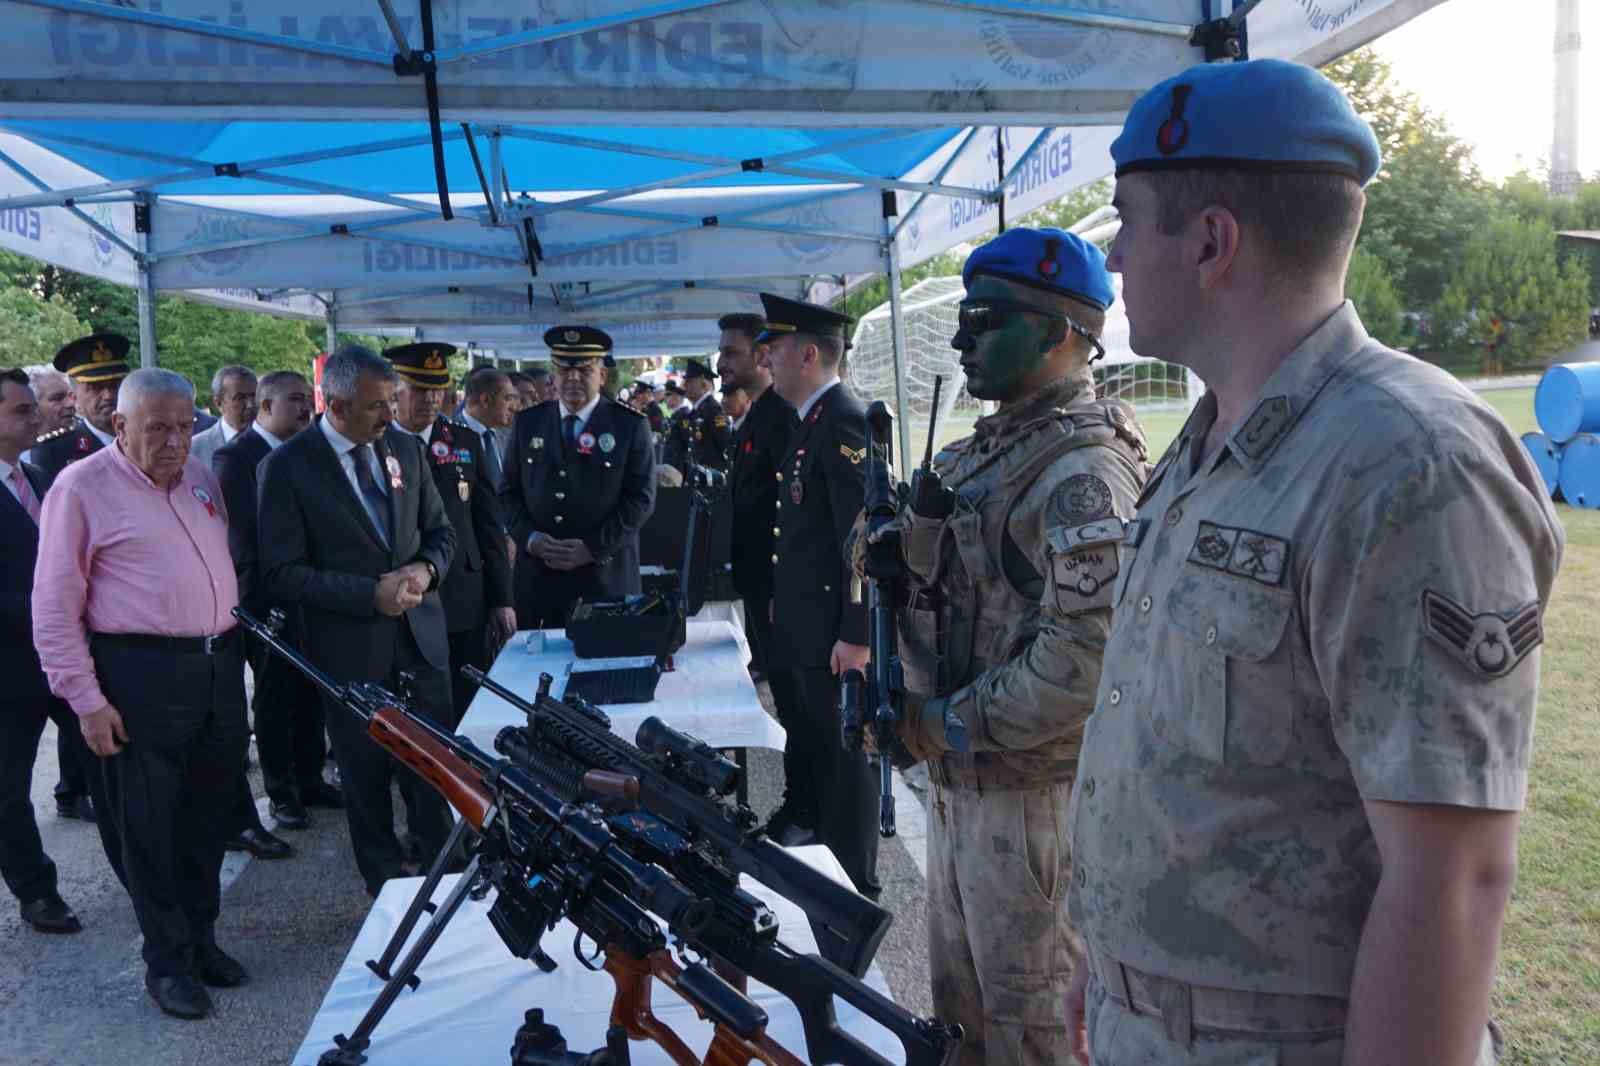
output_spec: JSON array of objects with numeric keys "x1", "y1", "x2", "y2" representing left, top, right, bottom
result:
[{"x1": 35, "y1": 425, "x2": 70, "y2": 443}]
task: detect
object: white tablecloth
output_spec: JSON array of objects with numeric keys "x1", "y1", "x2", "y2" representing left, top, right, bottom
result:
[
  {"x1": 291, "y1": 846, "x2": 906, "y2": 1065},
  {"x1": 458, "y1": 619, "x2": 784, "y2": 755}
]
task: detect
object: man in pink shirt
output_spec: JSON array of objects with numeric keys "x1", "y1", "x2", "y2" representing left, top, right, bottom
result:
[{"x1": 33, "y1": 368, "x2": 251, "y2": 1021}]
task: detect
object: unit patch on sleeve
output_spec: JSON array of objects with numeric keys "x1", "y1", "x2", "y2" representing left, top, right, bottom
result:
[{"x1": 1046, "y1": 519, "x2": 1125, "y2": 614}]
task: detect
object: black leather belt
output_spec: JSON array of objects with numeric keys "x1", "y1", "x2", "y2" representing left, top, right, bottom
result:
[{"x1": 91, "y1": 627, "x2": 239, "y2": 656}]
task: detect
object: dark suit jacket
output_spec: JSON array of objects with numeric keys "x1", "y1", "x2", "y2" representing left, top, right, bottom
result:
[
  {"x1": 728, "y1": 387, "x2": 796, "y2": 599},
  {"x1": 500, "y1": 397, "x2": 655, "y2": 600},
  {"x1": 31, "y1": 419, "x2": 104, "y2": 486},
  {"x1": 769, "y1": 382, "x2": 869, "y2": 669},
  {"x1": 1, "y1": 462, "x2": 53, "y2": 707},
  {"x1": 258, "y1": 418, "x2": 456, "y2": 679},
  {"x1": 212, "y1": 426, "x2": 274, "y2": 613},
  {"x1": 394, "y1": 417, "x2": 513, "y2": 634}
]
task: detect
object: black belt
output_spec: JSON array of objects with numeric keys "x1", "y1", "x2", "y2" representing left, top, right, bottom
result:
[{"x1": 91, "y1": 627, "x2": 239, "y2": 656}]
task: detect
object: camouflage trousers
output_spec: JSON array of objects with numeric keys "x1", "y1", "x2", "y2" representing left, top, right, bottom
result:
[
  {"x1": 928, "y1": 779, "x2": 1081, "y2": 1066},
  {"x1": 1084, "y1": 972, "x2": 1502, "y2": 1064}
]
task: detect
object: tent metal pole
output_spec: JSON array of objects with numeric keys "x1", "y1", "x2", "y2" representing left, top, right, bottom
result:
[
  {"x1": 326, "y1": 298, "x2": 339, "y2": 355},
  {"x1": 996, "y1": 127, "x2": 1055, "y2": 191},
  {"x1": 996, "y1": 128, "x2": 1007, "y2": 233},
  {"x1": 134, "y1": 195, "x2": 157, "y2": 369},
  {"x1": 891, "y1": 126, "x2": 983, "y2": 240},
  {"x1": 884, "y1": 235, "x2": 914, "y2": 479},
  {"x1": 0, "y1": 147, "x2": 139, "y2": 259}
]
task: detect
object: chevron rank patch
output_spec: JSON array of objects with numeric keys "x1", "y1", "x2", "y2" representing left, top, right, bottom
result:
[{"x1": 1422, "y1": 591, "x2": 1542, "y2": 678}]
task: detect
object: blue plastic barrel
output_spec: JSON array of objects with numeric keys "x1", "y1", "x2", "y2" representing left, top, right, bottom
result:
[
  {"x1": 1557, "y1": 433, "x2": 1600, "y2": 508},
  {"x1": 1521, "y1": 432, "x2": 1562, "y2": 498},
  {"x1": 1534, "y1": 363, "x2": 1600, "y2": 442}
]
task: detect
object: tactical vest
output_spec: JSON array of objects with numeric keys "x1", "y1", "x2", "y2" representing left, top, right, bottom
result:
[{"x1": 905, "y1": 394, "x2": 1147, "y2": 790}]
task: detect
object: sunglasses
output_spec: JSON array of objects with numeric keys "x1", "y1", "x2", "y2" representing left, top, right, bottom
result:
[{"x1": 957, "y1": 299, "x2": 1106, "y2": 361}]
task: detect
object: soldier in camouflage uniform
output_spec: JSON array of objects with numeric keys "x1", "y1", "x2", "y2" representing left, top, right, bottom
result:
[
  {"x1": 883, "y1": 228, "x2": 1148, "y2": 1066},
  {"x1": 1065, "y1": 61, "x2": 1562, "y2": 1066}
]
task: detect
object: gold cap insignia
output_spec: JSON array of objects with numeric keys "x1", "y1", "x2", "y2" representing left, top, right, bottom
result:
[
  {"x1": 424, "y1": 353, "x2": 445, "y2": 370},
  {"x1": 90, "y1": 342, "x2": 114, "y2": 363},
  {"x1": 564, "y1": 329, "x2": 581, "y2": 343}
]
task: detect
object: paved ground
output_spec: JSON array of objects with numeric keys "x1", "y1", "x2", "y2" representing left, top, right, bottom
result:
[{"x1": 0, "y1": 684, "x2": 936, "y2": 1066}]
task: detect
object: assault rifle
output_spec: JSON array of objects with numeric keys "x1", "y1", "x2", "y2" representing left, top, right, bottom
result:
[
  {"x1": 469, "y1": 668, "x2": 964, "y2": 1066},
  {"x1": 234, "y1": 608, "x2": 787, "y2": 1066}
]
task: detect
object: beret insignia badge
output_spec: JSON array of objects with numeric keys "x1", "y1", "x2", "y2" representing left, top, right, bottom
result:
[{"x1": 1156, "y1": 84, "x2": 1193, "y2": 156}]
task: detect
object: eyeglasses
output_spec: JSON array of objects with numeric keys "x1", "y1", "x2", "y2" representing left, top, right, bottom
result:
[{"x1": 956, "y1": 299, "x2": 1106, "y2": 361}]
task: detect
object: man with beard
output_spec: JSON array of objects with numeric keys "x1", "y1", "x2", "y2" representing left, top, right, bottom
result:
[
  {"x1": 869, "y1": 228, "x2": 1148, "y2": 1066},
  {"x1": 716, "y1": 313, "x2": 796, "y2": 699},
  {"x1": 387, "y1": 343, "x2": 516, "y2": 727},
  {"x1": 213, "y1": 371, "x2": 339, "y2": 833}
]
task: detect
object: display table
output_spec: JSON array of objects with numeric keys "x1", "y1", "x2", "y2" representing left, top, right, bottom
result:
[
  {"x1": 290, "y1": 846, "x2": 905, "y2": 1065},
  {"x1": 458, "y1": 620, "x2": 783, "y2": 755}
]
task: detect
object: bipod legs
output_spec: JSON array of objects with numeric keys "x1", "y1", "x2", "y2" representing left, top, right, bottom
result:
[{"x1": 366, "y1": 817, "x2": 474, "y2": 983}]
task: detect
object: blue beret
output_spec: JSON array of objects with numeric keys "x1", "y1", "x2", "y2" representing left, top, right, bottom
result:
[
  {"x1": 962, "y1": 227, "x2": 1114, "y2": 311},
  {"x1": 1111, "y1": 59, "x2": 1381, "y2": 186}
]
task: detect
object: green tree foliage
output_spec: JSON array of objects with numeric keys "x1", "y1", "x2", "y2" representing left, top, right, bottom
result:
[
  {"x1": 0, "y1": 287, "x2": 89, "y2": 369},
  {"x1": 1431, "y1": 215, "x2": 1591, "y2": 372},
  {"x1": 1495, "y1": 172, "x2": 1600, "y2": 307},
  {"x1": 1344, "y1": 248, "x2": 1408, "y2": 349},
  {"x1": 1324, "y1": 49, "x2": 1495, "y2": 310}
]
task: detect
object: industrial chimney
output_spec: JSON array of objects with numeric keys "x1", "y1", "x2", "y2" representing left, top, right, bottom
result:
[{"x1": 1551, "y1": 0, "x2": 1582, "y2": 198}]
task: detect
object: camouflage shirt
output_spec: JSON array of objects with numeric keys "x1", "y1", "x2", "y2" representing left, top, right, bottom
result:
[{"x1": 1068, "y1": 303, "x2": 1563, "y2": 997}]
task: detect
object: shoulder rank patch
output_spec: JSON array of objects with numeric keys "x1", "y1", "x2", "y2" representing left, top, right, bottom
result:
[
  {"x1": 1187, "y1": 520, "x2": 1289, "y2": 587},
  {"x1": 1422, "y1": 591, "x2": 1542, "y2": 678},
  {"x1": 1047, "y1": 519, "x2": 1124, "y2": 614},
  {"x1": 1051, "y1": 473, "x2": 1114, "y2": 527},
  {"x1": 839, "y1": 444, "x2": 865, "y2": 465}
]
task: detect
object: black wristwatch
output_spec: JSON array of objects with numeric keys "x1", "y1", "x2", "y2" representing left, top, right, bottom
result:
[{"x1": 421, "y1": 559, "x2": 439, "y2": 590}]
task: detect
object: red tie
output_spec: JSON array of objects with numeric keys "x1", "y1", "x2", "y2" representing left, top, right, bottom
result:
[{"x1": 10, "y1": 466, "x2": 40, "y2": 525}]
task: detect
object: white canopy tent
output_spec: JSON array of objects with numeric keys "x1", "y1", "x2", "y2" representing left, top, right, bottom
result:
[{"x1": 0, "y1": 0, "x2": 1448, "y2": 456}]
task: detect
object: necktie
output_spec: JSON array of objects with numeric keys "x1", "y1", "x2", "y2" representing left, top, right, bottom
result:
[
  {"x1": 9, "y1": 466, "x2": 40, "y2": 525},
  {"x1": 351, "y1": 444, "x2": 392, "y2": 546},
  {"x1": 563, "y1": 414, "x2": 580, "y2": 453},
  {"x1": 481, "y1": 428, "x2": 503, "y2": 490}
]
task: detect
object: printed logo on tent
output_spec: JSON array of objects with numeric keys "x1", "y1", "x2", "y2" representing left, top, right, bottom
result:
[
  {"x1": 180, "y1": 214, "x2": 256, "y2": 278},
  {"x1": 776, "y1": 203, "x2": 843, "y2": 266},
  {"x1": 979, "y1": 5, "x2": 1147, "y2": 87},
  {"x1": 87, "y1": 203, "x2": 119, "y2": 268}
]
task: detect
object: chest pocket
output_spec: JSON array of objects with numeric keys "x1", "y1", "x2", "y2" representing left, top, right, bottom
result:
[{"x1": 1157, "y1": 567, "x2": 1295, "y2": 764}]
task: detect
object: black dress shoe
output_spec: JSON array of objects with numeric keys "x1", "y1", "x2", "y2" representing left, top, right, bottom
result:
[
  {"x1": 20, "y1": 895, "x2": 82, "y2": 934},
  {"x1": 301, "y1": 781, "x2": 345, "y2": 809},
  {"x1": 764, "y1": 804, "x2": 817, "y2": 847},
  {"x1": 194, "y1": 945, "x2": 249, "y2": 988},
  {"x1": 268, "y1": 797, "x2": 309, "y2": 830},
  {"x1": 55, "y1": 794, "x2": 95, "y2": 822},
  {"x1": 146, "y1": 973, "x2": 212, "y2": 1019},
  {"x1": 225, "y1": 827, "x2": 293, "y2": 860}
]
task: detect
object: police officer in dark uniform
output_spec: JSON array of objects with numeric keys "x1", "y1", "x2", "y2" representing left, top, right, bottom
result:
[
  {"x1": 387, "y1": 343, "x2": 517, "y2": 725},
  {"x1": 501, "y1": 327, "x2": 656, "y2": 630},
  {"x1": 31, "y1": 333, "x2": 129, "y2": 485},
  {"x1": 718, "y1": 313, "x2": 795, "y2": 688},
  {"x1": 29, "y1": 333, "x2": 132, "y2": 824},
  {"x1": 674, "y1": 358, "x2": 732, "y2": 472},
  {"x1": 758, "y1": 294, "x2": 879, "y2": 896},
  {"x1": 661, "y1": 381, "x2": 691, "y2": 471}
]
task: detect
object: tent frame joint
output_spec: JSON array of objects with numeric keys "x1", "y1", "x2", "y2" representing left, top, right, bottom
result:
[{"x1": 1190, "y1": 17, "x2": 1245, "y2": 61}]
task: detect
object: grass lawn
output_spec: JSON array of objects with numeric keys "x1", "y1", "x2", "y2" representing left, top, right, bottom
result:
[{"x1": 918, "y1": 384, "x2": 1596, "y2": 1060}]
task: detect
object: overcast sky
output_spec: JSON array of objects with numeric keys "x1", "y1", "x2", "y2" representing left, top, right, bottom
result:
[{"x1": 1370, "y1": 0, "x2": 1594, "y2": 182}]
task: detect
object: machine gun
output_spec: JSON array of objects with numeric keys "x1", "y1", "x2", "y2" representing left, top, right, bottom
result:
[
  {"x1": 234, "y1": 608, "x2": 790, "y2": 1066},
  {"x1": 470, "y1": 669, "x2": 964, "y2": 1066}
]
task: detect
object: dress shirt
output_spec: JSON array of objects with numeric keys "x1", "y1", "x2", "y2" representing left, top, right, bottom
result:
[
  {"x1": 393, "y1": 421, "x2": 434, "y2": 444},
  {"x1": 693, "y1": 393, "x2": 715, "y2": 413},
  {"x1": 33, "y1": 445, "x2": 239, "y2": 715},
  {"x1": 319, "y1": 416, "x2": 390, "y2": 532},
  {"x1": 0, "y1": 456, "x2": 32, "y2": 516},
  {"x1": 218, "y1": 420, "x2": 242, "y2": 445},
  {"x1": 458, "y1": 410, "x2": 498, "y2": 446},
  {"x1": 254, "y1": 423, "x2": 286, "y2": 450},
  {"x1": 557, "y1": 395, "x2": 603, "y2": 434},
  {"x1": 796, "y1": 376, "x2": 841, "y2": 422},
  {"x1": 86, "y1": 421, "x2": 115, "y2": 448},
  {"x1": 728, "y1": 414, "x2": 745, "y2": 434}
]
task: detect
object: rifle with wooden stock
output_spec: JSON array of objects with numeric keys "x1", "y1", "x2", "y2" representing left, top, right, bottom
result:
[
  {"x1": 467, "y1": 667, "x2": 963, "y2": 1066},
  {"x1": 237, "y1": 608, "x2": 962, "y2": 1066}
]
